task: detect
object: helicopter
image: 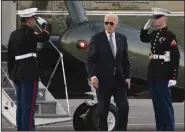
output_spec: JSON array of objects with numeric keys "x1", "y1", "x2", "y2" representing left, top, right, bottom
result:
[
  {"x1": 33, "y1": 1, "x2": 185, "y2": 102},
  {"x1": 33, "y1": 1, "x2": 184, "y2": 102},
  {"x1": 1, "y1": 1, "x2": 183, "y2": 131}
]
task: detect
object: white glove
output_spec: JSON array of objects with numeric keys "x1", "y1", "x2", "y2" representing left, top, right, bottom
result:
[
  {"x1": 143, "y1": 19, "x2": 152, "y2": 30},
  {"x1": 36, "y1": 16, "x2": 47, "y2": 25},
  {"x1": 168, "y1": 80, "x2": 177, "y2": 87}
]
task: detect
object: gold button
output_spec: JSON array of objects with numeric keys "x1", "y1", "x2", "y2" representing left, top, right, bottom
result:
[{"x1": 161, "y1": 62, "x2": 163, "y2": 64}]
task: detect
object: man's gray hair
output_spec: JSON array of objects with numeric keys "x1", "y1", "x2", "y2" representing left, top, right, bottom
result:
[{"x1": 104, "y1": 13, "x2": 119, "y2": 24}]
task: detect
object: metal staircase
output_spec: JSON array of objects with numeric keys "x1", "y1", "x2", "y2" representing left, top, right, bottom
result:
[{"x1": 1, "y1": 43, "x2": 72, "y2": 128}]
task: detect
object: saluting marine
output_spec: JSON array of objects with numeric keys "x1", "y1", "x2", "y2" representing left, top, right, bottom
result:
[
  {"x1": 140, "y1": 8, "x2": 180, "y2": 131},
  {"x1": 7, "y1": 8, "x2": 50, "y2": 131}
]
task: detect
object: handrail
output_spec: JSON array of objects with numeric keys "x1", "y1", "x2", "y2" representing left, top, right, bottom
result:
[
  {"x1": 14, "y1": 10, "x2": 184, "y2": 16},
  {"x1": 16, "y1": 10, "x2": 185, "y2": 14},
  {"x1": 2, "y1": 43, "x2": 8, "y2": 48},
  {"x1": 2, "y1": 88, "x2": 17, "y2": 127},
  {"x1": 1, "y1": 68, "x2": 15, "y2": 89},
  {"x1": 34, "y1": 22, "x2": 70, "y2": 115}
]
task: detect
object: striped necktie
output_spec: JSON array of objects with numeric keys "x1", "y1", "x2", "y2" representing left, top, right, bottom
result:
[{"x1": 109, "y1": 33, "x2": 116, "y2": 58}]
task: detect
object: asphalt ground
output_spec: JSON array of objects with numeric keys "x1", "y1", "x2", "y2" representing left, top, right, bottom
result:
[{"x1": 2, "y1": 99, "x2": 184, "y2": 131}]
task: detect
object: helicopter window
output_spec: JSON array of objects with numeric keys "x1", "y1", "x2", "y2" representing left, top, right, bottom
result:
[{"x1": 16, "y1": 1, "x2": 69, "y2": 35}]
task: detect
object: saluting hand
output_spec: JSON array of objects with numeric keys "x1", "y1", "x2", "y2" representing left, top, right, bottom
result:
[
  {"x1": 143, "y1": 19, "x2": 152, "y2": 30},
  {"x1": 91, "y1": 77, "x2": 99, "y2": 88},
  {"x1": 168, "y1": 80, "x2": 177, "y2": 87},
  {"x1": 125, "y1": 79, "x2": 131, "y2": 89},
  {"x1": 36, "y1": 16, "x2": 47, "y2": 25}
]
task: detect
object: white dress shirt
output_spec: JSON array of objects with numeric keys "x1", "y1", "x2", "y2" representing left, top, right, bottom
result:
[
  {"x1": 91, "y1": 31, "x2": 117, "y2": 81},
  {"x1": 105, "y1": 31, "x2": 117, "y2": 57}
]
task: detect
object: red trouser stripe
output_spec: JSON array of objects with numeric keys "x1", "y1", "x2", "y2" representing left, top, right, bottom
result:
[{"x1": 29, "y1": 80, "x2": 37, "y2": 131}]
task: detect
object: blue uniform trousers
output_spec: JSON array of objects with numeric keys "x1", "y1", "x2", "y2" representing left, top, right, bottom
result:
[
  {"x1": 14, "y1": 78, "x2": 38, "y2": 131},
  {"x1": 148, "y1": 79, "x2": 175, "y2": 131}
]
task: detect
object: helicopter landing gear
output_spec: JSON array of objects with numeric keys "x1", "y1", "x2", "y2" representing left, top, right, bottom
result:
[
  {"x1": 73, "y1": 101, "x2": 118, "y2": 131},
  {"x1": 73, "y1": 81, "x2": 118, "y2": 131},
  {"x1": 73, "y1": 102, "x2": 91, "y2": 131},
  {"x1": 85, "y1": 103, "x2": 118, "y2": 131}
]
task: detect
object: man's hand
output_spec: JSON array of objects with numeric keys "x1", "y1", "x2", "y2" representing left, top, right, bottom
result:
[
  {"x1": 91, "y1": 77, "x2": 99, "y2": 88},
  {"x1": 125, "y1": 79, "x2": 131, "y2": 89},
  {"x1": 168, "y1": 80, "x2": 177, "y2": 87},
  {"x1": 36, "y1": 16, "x2": 47, "y2": 25},
  {"x1": 143, "y1": 19, "x2": 152, "y2": 30}
]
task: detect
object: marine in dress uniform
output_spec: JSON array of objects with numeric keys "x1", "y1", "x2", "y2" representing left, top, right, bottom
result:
[
  {"x1": 140, "y1": 8, "x2": 180, "y2": 131},
  {"x1": 7, "y1": 8, "x2": 50, "y2": 131}
]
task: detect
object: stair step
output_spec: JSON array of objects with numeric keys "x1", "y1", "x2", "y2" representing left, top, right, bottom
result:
[
  {"x1": 14, "y1": 101, "x2": 57, "y2": 114},
  {"x1": 1, "y1": 44, "x2": 8, "y2": 61},
  {"x1": 1, "y1": 74, "x2": 7, "y2": 81},
  {"x1": 3, "y1": 87, "x2": 46, "y2": 101},
  {"x1": 35, "y1": 100, "x2": 56, "y2": 104},
  {"x1": 2, "y1": 61, "x2": 8, "y2": 73},
  {"x1": 1, "y1": 76, "x2": 12, "y2": 88},
  {"x1": 1, "y1": 44, "x2": 8, "y2": 50},
  {"x1": 34, "y1": 114, "x2": 70, "y2": 118}
]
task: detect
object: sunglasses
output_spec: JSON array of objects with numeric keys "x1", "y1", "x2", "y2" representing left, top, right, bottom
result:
[
  {"x1": 153, "y1": 15, "x2": 164, "y2": 19},
  {"x1": 104, "y1": 21, "x2": 114, "y2": 26}
]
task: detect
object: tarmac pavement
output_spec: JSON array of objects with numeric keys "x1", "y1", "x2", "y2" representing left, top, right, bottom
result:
[{"x1": 2, "y1": 99, "x2": 184, "y2": 131}]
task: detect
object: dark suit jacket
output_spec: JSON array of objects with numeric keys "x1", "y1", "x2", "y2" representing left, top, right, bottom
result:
[{"x1": 86, "y1": 31, "x2": 131, "y2": 89}]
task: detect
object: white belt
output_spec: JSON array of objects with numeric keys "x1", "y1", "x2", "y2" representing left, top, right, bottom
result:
[
  {"x1": 15, "y1": 53, "x2": 37, "y2": 60},
  {"x1": 149, "y1": 51, "x2": 170, "y2": 62},
  {"x1": 150, "y1": 54, "x2": 165, "y2": 59}
]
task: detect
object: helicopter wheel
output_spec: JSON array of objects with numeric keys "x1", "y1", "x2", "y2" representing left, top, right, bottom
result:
[
  {"x1": 73, "y1": 102, "x2": 91, "y2": 131},
  {"x1": 86, "y1": 103, "x2": 118, "y2": 131}
]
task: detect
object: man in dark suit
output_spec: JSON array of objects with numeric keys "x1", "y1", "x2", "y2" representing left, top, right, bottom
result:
[{"x1": 86, "y1": 13, "x2": 131, "y2": 131}]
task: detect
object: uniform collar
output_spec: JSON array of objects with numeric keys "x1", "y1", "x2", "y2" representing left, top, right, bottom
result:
[
  {"x1": 21, "y1": 24, "x2": 31, "y2": 28},
  {"x1": 158, "y1": 26, "x2": 168, "y2": 31}
]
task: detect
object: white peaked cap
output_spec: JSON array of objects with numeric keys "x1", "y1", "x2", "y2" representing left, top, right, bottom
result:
[
  {"x1": 17, "y1": 8, "x2": 38, "y2": 17},
  {"x1": 151, "y1": 7, "x2": 171, "y2": 15}
]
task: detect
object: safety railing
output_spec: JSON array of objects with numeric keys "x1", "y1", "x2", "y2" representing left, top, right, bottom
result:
[
  {"x1": 34, "y1": 19, "x2": 70, "y2": 115},
  {"x1": 15, "y1": 10, "x2": 184, "y2": 16},
  {"x1": 1, "y1": 68, "x2": 16, "y2": 89}
]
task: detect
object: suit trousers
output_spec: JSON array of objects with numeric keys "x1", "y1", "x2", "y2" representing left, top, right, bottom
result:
[
  {"x1": 14, "y1": 78, "x2": 38, "y2": 131},
  {"x1": 148, "y1": 79, "x2": 175, "y2": 131},
  {"x1": 96, "y1": 76, "x2": 129, "y2": 131}
]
